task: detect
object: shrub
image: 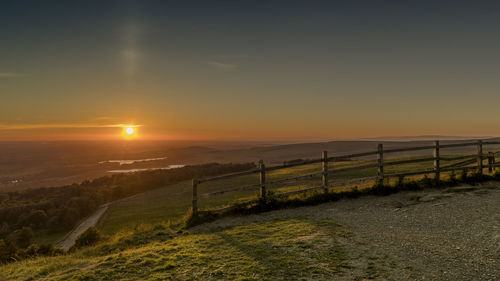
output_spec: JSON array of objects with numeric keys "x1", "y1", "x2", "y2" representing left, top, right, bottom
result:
[
  {"x1": 0, "y1": 239, "x2": 17, "y2": 263},
  {"x1": 419, "y1": 175, "x2": 435, "y2": 188},
  {"x1": 70, "y1": 227, "x2": 103, "y2": 251},
  {"x1": 23, "y1": 244, "x2": 39, "y2": 257},
  {"x1": 345, "y1": 186, "x2": 361, "y2": 198},
  {"x1": 449, "y1": 171, "x2": 457, "y2": 184},
  {"x1": 6, "y1": 227, "x2": 34, "y2": 249},
  {"x1": 25, "y1": 210, "x2": 48, "y2": 227},
  {"x1": 465, "y1": 172, "x2": 487, "y2": 184},
  {"x1": 459, "y1": 169, "x2": 468, "y2": 181},
  {"x1": 403, "y1": 179, "x2": 421, "y2": 191},
  {"x1": 369, "y1": 182, "x2": 395, "y2": 196},
  {"x1": 395, "y1": 176, "x2": 405, "y2": 187},
  {"x1": 37, "y1": 243, "x2": 64, "y2": 256}
]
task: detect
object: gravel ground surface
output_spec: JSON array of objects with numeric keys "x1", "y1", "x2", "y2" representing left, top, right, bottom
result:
[{"x1": 192, "y1": 182, "x2": 500, "y2": 280}]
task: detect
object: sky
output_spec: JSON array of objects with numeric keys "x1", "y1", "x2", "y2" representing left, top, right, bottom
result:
[{"x1": 1, "y1": 0, "x2": 500, "y2": 141}]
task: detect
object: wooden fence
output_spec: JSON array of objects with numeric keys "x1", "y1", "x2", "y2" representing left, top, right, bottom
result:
[{"x1": 191, "y1": 140, "x2": 500, "y2": 215}]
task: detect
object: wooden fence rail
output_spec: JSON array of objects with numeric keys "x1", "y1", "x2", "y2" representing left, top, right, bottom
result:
[{"x1": 191, "y1": 139, "x2": 500, "y2": 215}]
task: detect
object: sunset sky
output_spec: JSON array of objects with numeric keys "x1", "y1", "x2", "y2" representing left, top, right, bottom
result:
[{"x1": 2, "y1": 1, "x2": 500, "y2": 141}]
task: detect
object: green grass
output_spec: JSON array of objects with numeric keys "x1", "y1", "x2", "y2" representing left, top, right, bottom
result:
[
  {"x1": 98, "y1": 181, "x2": 193, "y2": 234},
  {"x1": 99, "y1": 151, "x2": 499, "y2": 235},
  {"x1": 1, "y1": 218, "x2": 349, "y2": 280},
  {"x1": 34, "y1": 231, "x2": 66, "y2": 245}
]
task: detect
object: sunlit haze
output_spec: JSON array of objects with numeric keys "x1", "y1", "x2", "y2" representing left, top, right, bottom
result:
[{"x1": 2, "y1": 1, "x2": 500, "y2": 141}]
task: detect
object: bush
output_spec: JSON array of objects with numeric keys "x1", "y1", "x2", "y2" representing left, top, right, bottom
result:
[
  {"x1": 449, "y1": 171, "x2": 458, "y2": 184},
  {"x1": 37, "y1": 243, "x2": 64, "y2": 256},
  {"x1": 419, "y1": 175, "x2": 435, "y2": 188},
  {"x1": 395, "y1": 176, "x2": 405, "y2": 187},
  {"x1": 459, "y1": 169, "x2": 468, "y2": 181},
  {"x1": 6, "y1": 227, "x2": 34, "y2": 249},
  {"x1": 0, "y1": 239, "x2": 17, "y2": 263},
  {"x1": 18, "y1": 243, "x2": 63, "y2": 258},
  {"x1": 370, "y1": 182, "x2": 395, "y2": 196},
  {"x1": 70, "y1": 227, "x2": 102, "y2": 251},
  {"x1": 22, "y1": 244, "x2": 39, "y2": 257},
  {"x1": 402, "y1": 179, "x2": 421, "y2": 191},
  {"x1": 25, "y1": 210, "x2": 48, "y2": 227}
]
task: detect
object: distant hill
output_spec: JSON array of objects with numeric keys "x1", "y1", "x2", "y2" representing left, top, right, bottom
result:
[{"x1": 359, "y1": 135, "x2": 495, "y2": 141}]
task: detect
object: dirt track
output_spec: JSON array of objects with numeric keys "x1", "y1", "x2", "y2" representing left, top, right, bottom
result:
[
  {"x1": 55, "y1": 203, "x2": 109, "y2": 250},
  {"x1": 193, "y1": 182, "x2": 500, "y2": 280}
]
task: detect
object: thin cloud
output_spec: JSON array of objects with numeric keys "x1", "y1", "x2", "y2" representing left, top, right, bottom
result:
[
  {"x1": 217, "y1": 54, "x2": 251, "y2": 59},
  {"x1": 0, "y1": 123, "x2": 143, "y2": 130},
  {"x1": 0, "y1": 72, "x2": 29, "y2": 78},
  {"x1": 208, "y1": 61, "x2": 237, "y2": 70}
]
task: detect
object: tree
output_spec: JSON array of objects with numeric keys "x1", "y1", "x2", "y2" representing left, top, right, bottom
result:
[
  {"x1": 0, "y1": 222, "x2": 10, "y2": 238},
  {"x1": 22, "y1": 210, "x2": 48, "y2": 228},
  {"x1": 58, "y1": 207, "x2": 80, "y2": 230},
  {"x1": 0, "y1": 193, "x2": 8, "y2": 203},
  {"x1": 6, "y1": 227, "x2": 34, "y2": 249}
]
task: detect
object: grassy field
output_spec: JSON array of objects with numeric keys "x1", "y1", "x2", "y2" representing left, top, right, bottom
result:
[
  {"x1": 97, "y1": 150, "x2": 495, "y2": 235},
  {"x1": 35, "y1": 231, "x2": 67, "y2": 245},
  {"x1": 1, "y1": 218, "x2": 350, "y2": 280}
]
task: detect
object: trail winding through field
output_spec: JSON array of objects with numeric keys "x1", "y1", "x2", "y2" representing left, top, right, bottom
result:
[{"x1": 55, "y1": 203, "x2": 110, "y2": 250}]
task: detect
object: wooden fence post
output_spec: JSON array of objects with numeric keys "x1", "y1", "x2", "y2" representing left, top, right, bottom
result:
[
  {"x1": 259, "y1": 160, "x2": 266, "y2": 198},
  {"x1": 488, "y1": 152, "x2": 494, "y2": 173},
  {"x1": 322, "y1": 151, "x2": 328, "y2": 193},
  {"x1": 492, "y1": 153, "x2": 496, "y2": 173},
  {"x1": 477, "y1": 140, "x2": 483, "y2": 174},
  {"x1": 377, "y1": 144, "x2": 384, "y2": 184},
  {"x1": 434, "y1": 141, "x2": 440, "y2": 181},
  {"x1": 192, "y1": 179, "x2": 198, "y2": 215}
]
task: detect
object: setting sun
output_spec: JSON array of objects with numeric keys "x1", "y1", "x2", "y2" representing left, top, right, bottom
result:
[{"x1": 122, "y1": 126, "x2": 138, "y2": 139}]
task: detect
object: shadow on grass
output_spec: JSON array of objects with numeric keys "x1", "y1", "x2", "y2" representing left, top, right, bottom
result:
[{"x1": 214, "y1": 218, "x2": 349, "y2": 278}]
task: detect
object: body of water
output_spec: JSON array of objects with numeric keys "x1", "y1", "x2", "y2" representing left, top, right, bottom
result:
[
  {"x1": 98, "y1": 157, "x2": 168, "y2": 165},
  {"x1": 107, "y1": 165, "x2": 185, "y2": 173}
]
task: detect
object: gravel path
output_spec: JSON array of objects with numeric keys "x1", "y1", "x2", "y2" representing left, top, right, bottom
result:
[
  {"x1": 55, "y1": 203, "x2": 109, "y2": 250},
  {"x1": 193, "y1": 182, "x2": 500, "y2": 280}
]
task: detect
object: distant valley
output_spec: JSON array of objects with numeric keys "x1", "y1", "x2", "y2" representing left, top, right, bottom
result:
[{"x1": 1, "y1": 137, "x2": 498, "y2": 191}]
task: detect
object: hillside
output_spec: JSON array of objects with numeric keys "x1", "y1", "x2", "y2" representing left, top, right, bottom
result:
[
  {"x1": 0, "y1": 163, "x2": 256, "y2": 253},
  {"x1": 96, "y1": 155, "x2": 442, "y2": 235},
  {"x1": 1, "y1": 182, "x2": 499, "y2": 280}
]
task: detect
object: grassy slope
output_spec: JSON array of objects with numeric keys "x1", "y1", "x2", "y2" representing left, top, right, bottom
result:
[
  {"x1": 1, "y1": 218, "x2": 350, "y2": 280},
  {"x1": 98, "y1": 152, "x2": 479, "y2": 235}
]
